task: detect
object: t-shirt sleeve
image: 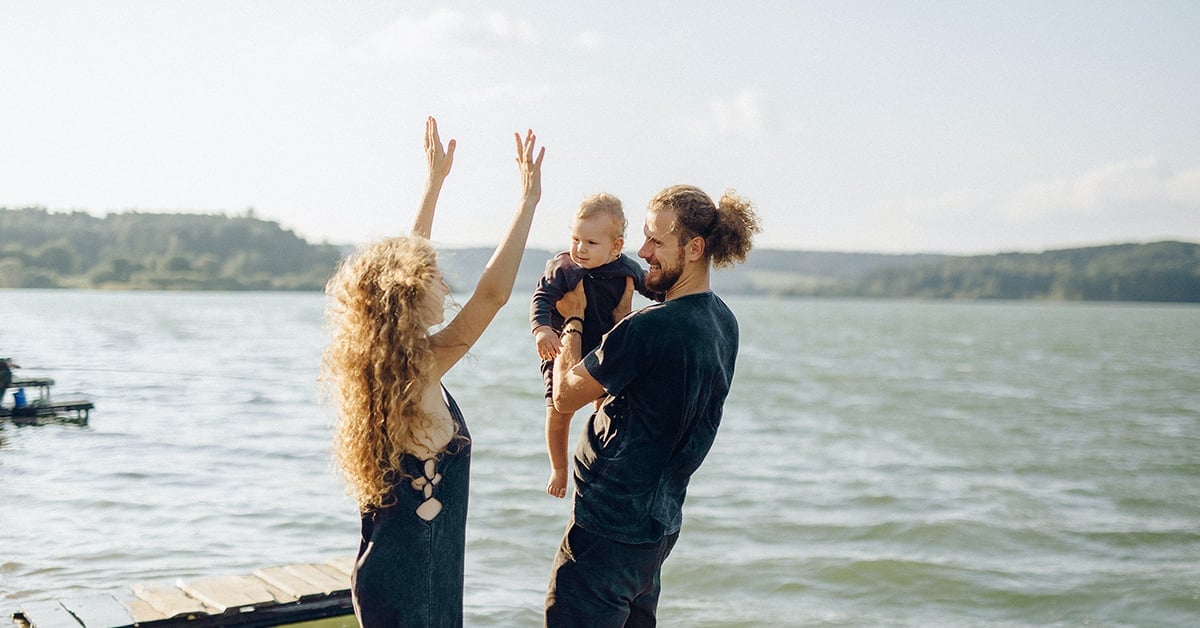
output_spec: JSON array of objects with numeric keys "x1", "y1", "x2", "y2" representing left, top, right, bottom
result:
[{"x1": 583, "y1": 314, "x2": 650, "y2": 395}]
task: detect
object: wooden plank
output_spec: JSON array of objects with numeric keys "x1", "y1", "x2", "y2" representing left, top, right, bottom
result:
[
  {"x1": 180, "y1": 575, "x2": 278, "y2": 613},
  {"x1": 311, "y1": 563, "x2": 352, "y2": 589},
  {"x1": 254, "y1": 578, "x2": 299, "y2": 605},
  {"x1": 252, "y1": 566, "x2": 319, "y2": 599},
  {"x1": 17, "y1": 559, "x2": 356, "y2": 627},
  {"x1": 324, "y1": 555, "x2": 355, "y2": 577},
  {"x1": 123, "y1": 597, "x2": 167, "y2": 622},
  {"x1": 13, "y1": 600, "x2": 80, "y2": 627},
  {"x1": 56, "y1": 594, "x2": 135, "y2": 628},
  {"x1": 286, "y1": 563, "x2": 349, "y2": 594},
  {"x1": 130, "y1": 584, "x2": 214, "y2": 619}
]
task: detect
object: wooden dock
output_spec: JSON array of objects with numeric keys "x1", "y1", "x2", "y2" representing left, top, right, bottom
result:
[
  {"x1": 2, "y1": 377, "x2": 94, "y2": 425},
  {"x1": 9, "y1": 557, "x2": 355, "y2": 628}
]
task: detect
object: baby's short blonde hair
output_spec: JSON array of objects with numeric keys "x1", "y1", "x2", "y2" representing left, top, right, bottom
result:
[{"x1": 575, "y1": 193, "x2": 627, "y2": 239}]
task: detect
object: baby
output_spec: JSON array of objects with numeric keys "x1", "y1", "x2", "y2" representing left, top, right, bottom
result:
[{"x1": 530, "y1": 193, "x2": 660, "y2": 498}]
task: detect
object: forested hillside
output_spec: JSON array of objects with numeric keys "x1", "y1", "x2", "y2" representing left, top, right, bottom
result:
[
  {"x1": 0, "y1": 207, "x2": 342, "y2": 290},
  {"x1": 2, "y1": 207, "x2": 1197, "y2": 301},
  {"x1": 842, "y1": 241, "x2": 1200, "y2": 302}
]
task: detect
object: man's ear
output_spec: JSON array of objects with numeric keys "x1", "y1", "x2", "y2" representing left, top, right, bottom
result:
[{"x1": 686, "y1": 236, "x2": 706, "y2": 262}]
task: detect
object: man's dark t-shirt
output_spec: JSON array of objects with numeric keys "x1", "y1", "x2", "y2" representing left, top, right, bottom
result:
[{"x1": 575, "y1": 291, "x2": 739, "y2": 544}]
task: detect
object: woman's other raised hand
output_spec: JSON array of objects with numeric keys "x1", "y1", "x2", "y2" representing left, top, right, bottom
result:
[{"x1": 515, "y1": 129, "x2": 545, "y2": 206}]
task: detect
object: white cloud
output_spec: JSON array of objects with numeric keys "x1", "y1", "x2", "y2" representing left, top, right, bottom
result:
[
  {"x1": 355, "y1": 9, "x2": 538, "y2": 62},
  {"x1": 575, "y1": 30, "x2": 603, "y2": 50},
  {"x1": 287, "y1": 34, "x2": 338, "y2": 59},
  {"x1": 1164, "y1": 164, "x2": 1200, "y2": 205},
  {"x1": 869, "y1": 159, "x2": 1200, "y2": 252},
  {"x1": 1000, "y1": 158, "x2": 1200, "y2": 220},
  {"x1": 681, "y1": 89, "x2": 773, "y2": 139},
  {"x1": 881, "y1": 189, "x2": 993, "y2": 219},
  {"x1": 484, "y1": 11, "x2": 538, "y2": 44},
  {"x1": 713, "y1": 91, "x2": 769, "y2": 135},
  {"x1": 454, "y1": 81, "x2": 554, "y2": 104}
]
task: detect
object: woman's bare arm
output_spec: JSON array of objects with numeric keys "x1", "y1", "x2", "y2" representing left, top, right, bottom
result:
[
  {"x1": 430, "y1": 129, "x2": 545, "y2": 373},
  {"x1": 412, "y1": 116, "x2": 456, "y2": 239}
]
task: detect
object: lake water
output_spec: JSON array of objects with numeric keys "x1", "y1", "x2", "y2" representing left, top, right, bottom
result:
[{"x1": 1, "y1": 290, "x2": 1198, "y2": 627}]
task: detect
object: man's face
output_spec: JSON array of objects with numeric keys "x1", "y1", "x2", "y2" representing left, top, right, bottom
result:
[{"x1": 638, "y1": 209, "x2": 684, "y2": 293}]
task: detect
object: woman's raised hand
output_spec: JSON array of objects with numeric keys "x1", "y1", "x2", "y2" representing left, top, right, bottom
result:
[
  {"x1": 425, "y1": 116, "x2": 455, "y2": 181},
  {"x1": 412, "y1": 116, "x2": 455, "y2": 239},
  {"x1": 515, "y1": 129, "x2": 545, "y2": 205}
]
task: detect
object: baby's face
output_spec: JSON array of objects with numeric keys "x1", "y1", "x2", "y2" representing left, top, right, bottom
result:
[{"x1": 570, "y1": 215, "x2": 623, "y2": 270}]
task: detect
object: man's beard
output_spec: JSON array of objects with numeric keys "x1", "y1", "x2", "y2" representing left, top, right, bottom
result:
[{"x1": 645, "y1": 262, "x2": 682, "y2": 293}]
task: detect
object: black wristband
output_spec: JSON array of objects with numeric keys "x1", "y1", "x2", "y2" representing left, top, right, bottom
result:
[
  {"x1": 564, "y1": 316, "x2": 584, "y2": 327},
  {"x1": 561, "y1": 328, "x2": 583, "y2": 338}
]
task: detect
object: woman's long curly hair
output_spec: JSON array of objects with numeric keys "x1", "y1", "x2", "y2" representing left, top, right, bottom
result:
[{"x1": 322, "y1": 235, "x2": 450, "y2": 511}]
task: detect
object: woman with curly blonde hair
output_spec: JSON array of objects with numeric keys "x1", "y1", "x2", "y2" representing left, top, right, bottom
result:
[{"x1": 323, "y1": 116, "x2": 544, "y2": 626}]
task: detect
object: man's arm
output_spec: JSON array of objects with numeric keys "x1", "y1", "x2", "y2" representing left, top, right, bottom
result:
[{"x1": 552, "y1": 282, "x2": 605, "y2": 412}]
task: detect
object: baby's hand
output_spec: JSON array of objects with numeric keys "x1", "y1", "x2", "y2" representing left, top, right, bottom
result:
[
  {"x1": 547, "y1": 469, "x2": 568, "y2": 499},
  {"x1": 534, "y1": 326, "x2": 562, "y2": 361}
]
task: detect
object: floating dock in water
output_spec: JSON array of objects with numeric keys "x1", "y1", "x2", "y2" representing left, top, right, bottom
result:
[
  {"x1": 1, "y1": 377, "x2": 94, "y2": 425},
  {"x1": 9, "y1": 557, "x2": 355, "y2": 627}
]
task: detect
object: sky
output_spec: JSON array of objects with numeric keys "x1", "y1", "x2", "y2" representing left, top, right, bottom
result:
[{"x1": 1, "y1": 1, "x2": 1197, "y2": 254}]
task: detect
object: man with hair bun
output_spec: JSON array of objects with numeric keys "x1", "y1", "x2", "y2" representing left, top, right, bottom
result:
[{"x1": 546, "y1": 184, "x2": 761, "y2": 626}]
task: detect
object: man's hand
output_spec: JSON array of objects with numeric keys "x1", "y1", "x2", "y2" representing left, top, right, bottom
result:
[
  {"x1": 555, "y1": 281, "x2": 587, "y2": 320},
  {"x1": 612, "y1": 277, "x2": 634, "y2": 322}
]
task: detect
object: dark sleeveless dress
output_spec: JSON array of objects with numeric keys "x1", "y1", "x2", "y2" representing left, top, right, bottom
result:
[{"x1": 352, "y1": 387, "x2": 472, "y2": 627}]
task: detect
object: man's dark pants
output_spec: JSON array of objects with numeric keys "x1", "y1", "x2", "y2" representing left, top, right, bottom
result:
[{"x1": 545, "y1": 522, "x2": 680, "y2": 627}]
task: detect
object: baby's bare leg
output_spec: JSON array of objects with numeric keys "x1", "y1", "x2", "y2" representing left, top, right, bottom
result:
[{"x1": 545, "y1": 406, "x2": 574, "y2": 498}]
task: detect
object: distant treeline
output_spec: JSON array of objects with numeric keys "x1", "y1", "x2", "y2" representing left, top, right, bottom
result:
[
  {"x1": 716, "y1": 240, "x2": 1200, "y2": 302},
  {"x1": 836, "y1": 241, "x2": 1200, "y2": 302},
  {"x1": 2, "y1": 207, "x2": 1198, "y2": 301},
  {"x1": 1, "y1": 207, "x2": 342, "y2": 290}
]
